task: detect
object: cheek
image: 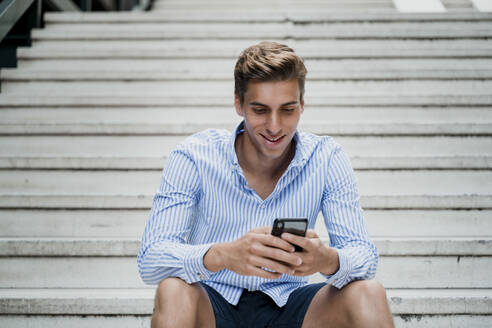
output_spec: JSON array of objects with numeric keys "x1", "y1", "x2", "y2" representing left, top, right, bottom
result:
[
  {"x1": 243, "y1": 119, "x2": 260, "y2": 138},
  {"x1": 285, "y1": 115, "x2": 300, "y2": 128},
  {"x1": 245, "y1": 115, "x2": 265, "y2": 128}
]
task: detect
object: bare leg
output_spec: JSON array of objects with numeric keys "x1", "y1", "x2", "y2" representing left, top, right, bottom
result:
[
  {"x1": 301, "y1": 280, "x2": 394, "y2": 328},
  {"x1": 151, "y1": 277, "x2": 216, "y2": 328}
]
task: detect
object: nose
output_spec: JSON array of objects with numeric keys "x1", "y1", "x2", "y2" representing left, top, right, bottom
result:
[{"x1": 266, "y1": 112, "x2": 281, "y2": 136}]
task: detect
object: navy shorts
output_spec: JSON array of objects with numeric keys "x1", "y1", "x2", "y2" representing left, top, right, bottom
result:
[{"x1": 201, "y1": 282, "x2": 327, "y2": 328}]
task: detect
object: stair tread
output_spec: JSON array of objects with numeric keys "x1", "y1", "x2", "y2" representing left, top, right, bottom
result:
[
  {"x1": 30, "y1": 22, "x2": 492, "y2": 40},
  {"x1": 0, "y1": 288, "x2": 490, "y2": 315},
  {"x1": 1, "y1": 209, "x2": 489, "y2": 238},
  {"x1": 1, "y1": 170, "x2": 491, "y2": 195},
  {"x1": 2, "y1": 95, "x2": 492, "y2": 107},
  {"x1": 43, "y1": 11, "x2": 492, "y2": 23},
  {"x1": 0, "y1": 237, "x2": 490, "y2": 256}
]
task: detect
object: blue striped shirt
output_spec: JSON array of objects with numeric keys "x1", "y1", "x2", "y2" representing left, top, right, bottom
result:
[{"x1": 137, "y1": 121, "x2": 378, "y2": 307}]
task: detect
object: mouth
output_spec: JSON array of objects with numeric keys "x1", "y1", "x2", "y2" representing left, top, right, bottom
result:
[{"x1": 261, "y1": 134, "x2": 285, "y2": 145}]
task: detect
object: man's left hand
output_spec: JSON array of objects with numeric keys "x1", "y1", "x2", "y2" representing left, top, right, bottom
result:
[{"x1": 280, "y1": 230, "x2": 340, "y2": 276}]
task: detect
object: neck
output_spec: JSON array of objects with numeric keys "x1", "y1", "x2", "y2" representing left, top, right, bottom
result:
[{"x1": 235, "y1": 131, "x2": 296, "y2": 180}]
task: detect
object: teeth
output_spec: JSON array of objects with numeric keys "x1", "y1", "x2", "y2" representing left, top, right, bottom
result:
[{"x1": 262, "y1": 135, "x2": 283, "y2": 142}]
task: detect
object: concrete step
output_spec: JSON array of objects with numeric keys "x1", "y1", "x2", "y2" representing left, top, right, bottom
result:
[
  {"x1": 0, "y1": 315, "x2": 152, "y2": 328},
  {"x1": 0, "y1": 108, "x2": 492, "y2": 136},
  {"x1": 362, "y1": 210, "x2": 492, "y2": 238},
  {"x1": 3, "y1": 80, "x2": 491, "y2": 95},
  {"x1": 30, "y1": 22, "x2": 492, "y2": 40},
  {"x1": 4, "y1": 123, "x2": 490, "y2": 137},
  {"x1": 153, "y1": 0, "x2": 473, "y2": 11},
  {"x1": 1, "y1": 209, "x2": 490, "y2": 238},
  {"x1": 6, "y1": 58, "x2": 492, "y2": 81},
  {"x1": 42, "y1": 11, "x2": 492, "y2": 24},
  {"x1": 152, "y1": 2, "x2": 394, "y2": 10},
  {"x1": 0, "y1": 136, "x2": 490, "y2": 170},
  {"x1": 17, "y1": 39, "x2": 492, "y2": 59},
  {"x1": 0, "y1": 314, "x2": 490, "y2": 328},
  {"x1": 152, "y1": 0, "x2": 392, "y2": 4},
  {"x1": 442, "y1": 0, "x2": 475, "y2": 9},
  {"x1": 14, "y1": 57, "x2": 492, "y2": 72},
  {"x1": 0, "y1": 170, "x2": 490, "y2": 209},
  {"x1": 2, "y1": 80, "x2": 492, "y2": 94},
  {"x1": 3, "y1": 155, "x2": 486, "y2": 170},
  {"x1": 0, "y1": 238, "x2": 490, "y2": 288},
  {"x1": 0, "y1": 288, "x2": 489, "y2": 318},
  {"x1": 6, "y1": 134, "x2": 491, "y2": 157},
  {"x1": 0, "y1": 209, "x2": 149, "y2": 238},
  {"x1": 1, "y1": 94, "x2": 491, "y2": 107},
  {"x1": 2, "y1": 107, "x2": 490, "y2": 130},
  {"x1": 1, "y1": 237, "x2": 490, "y2": 256}
]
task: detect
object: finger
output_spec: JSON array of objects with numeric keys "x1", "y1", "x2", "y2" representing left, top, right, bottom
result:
[
  {"x1": 257, "y1": 234, "x2": 296, "y2": 253},
  {"x1": 251, "y1": 243, "x2": 302, "y2": 267},
  {"x1": 249, "y1": 255, "x2": 295, "y2": 275},
  {"x1": 305, "y1": 229, "x2": 318, "y2": 239},
  {"x1": 280, "y1": 233, "x2": 310, "y2": 250},
  {"x1": 248, "y1": 265, "x2": 282, "y2": 280},
  {"x1": 250, "y1": 226, "x2": 272, "y2": 234}
]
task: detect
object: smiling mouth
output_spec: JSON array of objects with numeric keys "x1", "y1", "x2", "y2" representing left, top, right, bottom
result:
[{"x1": 261, "y1": 134, "x2": 285, "y2": 143}]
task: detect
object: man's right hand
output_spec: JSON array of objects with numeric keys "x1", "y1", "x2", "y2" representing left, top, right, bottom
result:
[{"x1": 203, "y1": 226, "x2": 303, "y2": 280}]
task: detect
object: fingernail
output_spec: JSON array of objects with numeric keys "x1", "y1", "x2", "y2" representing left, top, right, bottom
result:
[{"x1": 297, "y1": 258, "x2": 302, "y2": 265}]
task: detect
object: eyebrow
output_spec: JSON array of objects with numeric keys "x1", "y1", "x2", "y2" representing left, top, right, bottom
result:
[{"x1": 249, "y1": 101, "x2": 298, "y2": 108}]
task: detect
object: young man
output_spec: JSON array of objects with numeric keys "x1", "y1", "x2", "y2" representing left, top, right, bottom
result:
[{"x1": 138, "y1": 41, "x2": 394, "y2": 328}]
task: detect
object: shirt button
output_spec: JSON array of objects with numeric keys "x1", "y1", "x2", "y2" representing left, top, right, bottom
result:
[
  {"x1": 260, "y1": 204, "x2": 266, "y2": 209},
  {"x1": 197, "y1": 273, "x2": 204, "y2": 280}
]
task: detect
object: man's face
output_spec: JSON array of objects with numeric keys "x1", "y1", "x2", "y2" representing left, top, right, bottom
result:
[{"x1": 234, "y1": 79, "x2": 304, "y2": 161}]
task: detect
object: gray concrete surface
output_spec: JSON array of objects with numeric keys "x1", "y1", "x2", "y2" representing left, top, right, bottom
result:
[{"x1": 0, "y1": 1, "x2": 491, "y2": 326}]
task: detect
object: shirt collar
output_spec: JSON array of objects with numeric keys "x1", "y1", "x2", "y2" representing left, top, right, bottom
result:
[{"x1": 228, "y1": 120, "x2": 307, "y2": 170}]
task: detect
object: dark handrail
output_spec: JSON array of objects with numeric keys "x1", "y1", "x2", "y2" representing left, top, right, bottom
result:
[
  {"x1": 0, "y1": 0, "x2": 37, "y2": 42},
  {"x1": 0, "y1": 0, "x2": 152, "y2": 70}
]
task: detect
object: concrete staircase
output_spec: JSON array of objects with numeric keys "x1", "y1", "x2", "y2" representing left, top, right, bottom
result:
[{"x1": 1, "y1": 0, "x2": 491, "y2": 326}]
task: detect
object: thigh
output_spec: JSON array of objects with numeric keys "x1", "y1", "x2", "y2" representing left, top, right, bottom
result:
[
  {"x1": 195, "y1": 282, "x2": 217, "y2": 327},
  {"x1": 200, "y1": 283, "x2": 242, "y2": 328},
  {"x1": 269, "y1": 283, "x2": 327, "y2": 328},
  {"x1": 152, "y1": 278, "x2": 215, "y2": 328},
  {"x1": 301, "y1": 280, "x2": 394, "y2": 328}
]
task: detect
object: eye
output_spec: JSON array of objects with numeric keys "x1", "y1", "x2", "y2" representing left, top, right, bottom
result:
[
  {"x1": 252, "y1": 107, "x2": 267, "y2": 113},
  {"x1": 282, "y1": 107, "x2": 296, "y2": 112}
]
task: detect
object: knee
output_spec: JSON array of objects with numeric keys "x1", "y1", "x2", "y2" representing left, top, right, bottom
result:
[
  {"x1": 348, "y1": 280, "x2": 387, "y2": 302},
  {"x1": 156, "y1": 277, "x2": 192, "y2": 295},
  {"x1": 342, "y1": 280, "x2": 390, "y2": 321},
  {"x1": 154, "y1": 277, "x2": 201, "y2": 311}
]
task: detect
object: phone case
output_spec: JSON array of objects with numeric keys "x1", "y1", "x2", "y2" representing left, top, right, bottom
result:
[{"x1": 271, "y1": 218, "x2": 308, "y2": 252}]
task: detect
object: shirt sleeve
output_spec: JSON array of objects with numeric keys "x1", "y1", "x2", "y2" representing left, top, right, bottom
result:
[
  {"x1": 320, "y1": 143, "x2": 379, "y2": 289},
  {"x1": 137, "y1": 145, "x2": 216, "y2": 285}
]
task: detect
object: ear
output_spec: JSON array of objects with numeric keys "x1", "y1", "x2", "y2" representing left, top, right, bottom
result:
[
  {"x1": 300, "y1": 97, "x2": 305, "y2": 114},
  {"x1": 234, "y1": 93, "x2": 244, "y2": 117}
]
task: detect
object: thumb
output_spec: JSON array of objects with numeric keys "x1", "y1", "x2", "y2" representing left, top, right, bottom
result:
[
  {"x1": 251, "y1": 226, "x2": 272, "y2": 234},
  {"x1": 306, "y1": 229, "x2": 319, "y2": 238}
]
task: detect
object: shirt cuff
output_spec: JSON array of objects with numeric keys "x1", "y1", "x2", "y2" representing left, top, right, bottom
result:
[
  {"x1": 322, "y1": 248, "x2": 353, "y2": 289},
  {"x1": 183, "y1": 243, "x2": 215, "y2": 283}
]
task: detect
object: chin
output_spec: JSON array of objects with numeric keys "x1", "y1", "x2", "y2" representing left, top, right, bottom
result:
[{"x1": 261, "y1": 143, "x2": 290, "y2": 159}]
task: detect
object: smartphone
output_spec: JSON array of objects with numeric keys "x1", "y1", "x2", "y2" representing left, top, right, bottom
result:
[{"x1": 271, "y1": 218, "x2": 308, "y2": 252}]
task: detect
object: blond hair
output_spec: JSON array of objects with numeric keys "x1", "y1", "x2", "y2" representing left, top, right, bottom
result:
[{"x1": 234, "y1": 41, "x2": 307, "y2": 105}]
